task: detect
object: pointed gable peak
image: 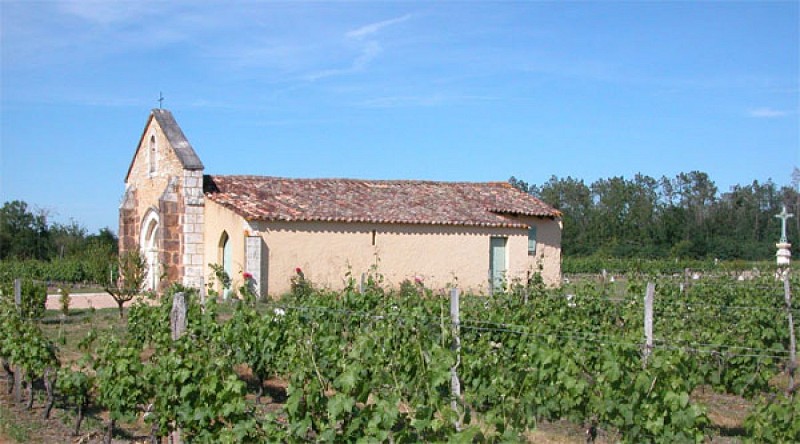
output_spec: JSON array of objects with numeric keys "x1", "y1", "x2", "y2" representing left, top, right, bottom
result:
[
  {"x1": 125, "y1": 109, "x2": 204, "y2": 182},
  {"x1": 150, "y1": 109, "x2": 203, "y2": 170}
]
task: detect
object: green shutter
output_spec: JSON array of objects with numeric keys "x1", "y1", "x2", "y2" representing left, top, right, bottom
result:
[{"x1": 528, "y1": 226, "x2": 537, "y2": 256}]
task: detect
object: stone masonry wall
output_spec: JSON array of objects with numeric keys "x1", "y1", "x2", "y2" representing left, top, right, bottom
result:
[
  {"x1": 182, "y1": 170, "x2": 205, "y2": 290},
  {"x1": 118, "y1": 188, "x2": 139, "y2": 256},
  {"x1": 126, "y1": 119, "x2": 187, "y2": 217},
  {"x1": 159, "y1": 177, "x2": 182, "y2": 289}
]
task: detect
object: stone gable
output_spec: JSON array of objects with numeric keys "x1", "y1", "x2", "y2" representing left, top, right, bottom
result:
[{"x1": 119, "y1": 110, "x2": 205, "y2": 292}]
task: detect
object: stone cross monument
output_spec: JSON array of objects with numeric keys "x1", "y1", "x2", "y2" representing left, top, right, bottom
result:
[
  {"x1": 775, "y1": 207, "x2": 798, "y2": 397},
  {"x1": 775, "y1": 205, "x2": 793, "y2": 266}
]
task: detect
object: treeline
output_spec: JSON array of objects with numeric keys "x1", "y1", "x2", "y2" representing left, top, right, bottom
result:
[
  {"x1": 0, "y1": 200, "x2": 117, "y2": 284},
  {"x1": 511, "y1": 171, "x2": 800, "y2": 260}
]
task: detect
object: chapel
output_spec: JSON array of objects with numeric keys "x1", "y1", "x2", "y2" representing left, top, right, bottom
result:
[{"x1": 120, "y1": 109, "x2": 562, "y2": 297}]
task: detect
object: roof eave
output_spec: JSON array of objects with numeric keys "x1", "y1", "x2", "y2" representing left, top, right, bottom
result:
[
  {"x1": 236, "y1": 213, "x2": 531, "y2": 229},
  {"x1": 490, "y1": 209, "x2": 562, "y2": 219}
]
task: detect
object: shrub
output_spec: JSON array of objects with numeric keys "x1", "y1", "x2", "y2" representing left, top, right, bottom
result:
[
  {"x1": 0, "y1": 279, "x2": 46, "y2": 319},
  {"x1": 59, "y1": 285, "x2": 71, "y2": 317},
  {"x1": 290, "y1": 267, "x2": 312, "y2": 298}
]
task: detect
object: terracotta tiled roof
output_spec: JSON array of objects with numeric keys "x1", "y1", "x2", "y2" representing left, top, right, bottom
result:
[{"x1": 204, "y1": 175, "x2": 560, "y2": 228}]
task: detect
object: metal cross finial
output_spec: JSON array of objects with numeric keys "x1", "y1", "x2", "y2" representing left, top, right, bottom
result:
[
  {"x1": 776, "y1": 205, "x2": 794, "y2": 243},
  {"x1": 158, "y1": 92, "x2": 164, "y2": 109}
]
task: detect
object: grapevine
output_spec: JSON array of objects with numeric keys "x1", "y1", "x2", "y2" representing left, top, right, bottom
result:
[{"x1": 0, "y1": 273, "x2": 797, "y2": 441}]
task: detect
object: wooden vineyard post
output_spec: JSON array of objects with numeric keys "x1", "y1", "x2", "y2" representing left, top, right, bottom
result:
[
  {"x1": 523, "y1": 270, "x2": 529, "y2": 305},
  {"x1": 783, "y1": 274, "x2": 797, "y2": 396},
  {"x1": 170, "y1": 292, "x2": 188, "y2": 341},
  {"x1": 643, "y1": 282, "x2": 655, "y2": 367},
  {"x1": 600, "y1": 269, "x2": 607, "y2": 295},
  {"x1": 450, "y1": 287, "x2": 462, "y2": 431},
  {"x1": 13, "y1": 278, "x2": 22, "y2": 403},
  {"x1": 170, "y1": 292, "x2": 188, "y2": 444},
  {"x1": 684, "y1": 268, "x2": 690, "y2": 292},
  {"x1": 13, "y1": 278, "x2": 21, "y2": 308}
]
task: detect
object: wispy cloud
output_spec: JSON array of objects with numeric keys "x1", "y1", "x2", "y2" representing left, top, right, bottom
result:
[
  {"x1": 357, "y1": 94, "x2": 497, "y2": 108},
  {"x1": 305, "y1": 41, "x2": 381, "y2": 81},
  {"x1": 4, "y1": 1, "x2": 192, "y2": 69},
  {"x1": 58, "y1": 0, "x2": 172, "y2": 26},
  {"x1": 346, "y1": 14, "x2": 412, "y2": 40},
  {"x1": 749, "y1": 107, "x2": 791, "y2": 118},
  {"x1": 305, "y1": 14, "x2": 412, "y2": 81},
  {"x1": 252, "y1": 117, "x2": 339, "y2": 127},
  {"x1": 358, "y1": 94, "x2": 445, "y2": 108}
]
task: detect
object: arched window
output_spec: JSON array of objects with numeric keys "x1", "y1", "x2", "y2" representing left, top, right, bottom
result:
[
  {"x1": 219, "y1": 232, "x2": 233, "y2": 299},
  {"x1": 148, "y1": 135, "x2": 157, "y2": 175}
]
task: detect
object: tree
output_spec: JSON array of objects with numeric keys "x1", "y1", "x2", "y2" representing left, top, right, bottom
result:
[
  {"x1": 80, "y1": 228, "x2": 118, "y2": 285},
  {"x1": 50, "y1": 220, "x2": 88, "y2": 259},
  {"x1": 514, "y1": 170, "x2": 797, "y2": 260},
  {"x1": 104, "y1": 250, "x2": 146, "y2": 319},
  {"x1": 0, "y1": 200, "x2": 50, "y2": 260},
  {"x1": 88, "y1": 227, "x2": 119, "y2": 256},
  {"x1": 531, "y1": 176, "x2": 594, "y2": 256},
  {"x1": 628, "y1": 174, "x2": 660, "y2": 255},
  {"x1": 508, "y1": 176, "x2": 530, "y2": 193}
]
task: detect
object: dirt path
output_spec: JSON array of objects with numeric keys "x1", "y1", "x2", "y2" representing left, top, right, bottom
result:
[{"x1": 46, "y1": 293, "x2": 121, "y2": 310}]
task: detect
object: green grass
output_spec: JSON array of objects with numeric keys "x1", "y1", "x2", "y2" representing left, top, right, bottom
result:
[{"x1": 40, "y1": 307, "x2": 128, "y2": 363}]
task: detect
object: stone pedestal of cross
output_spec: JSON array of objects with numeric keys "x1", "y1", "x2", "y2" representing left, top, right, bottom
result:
[{"x1": 776, "y1": 205, "x2": 793, "y2": 267}]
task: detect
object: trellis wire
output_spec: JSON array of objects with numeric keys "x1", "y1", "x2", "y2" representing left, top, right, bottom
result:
[{"x1": 263, "y1": 301, "x2": 794, "y2": 360}]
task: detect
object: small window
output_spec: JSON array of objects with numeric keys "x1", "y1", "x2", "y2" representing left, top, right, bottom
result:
[
  {"x1": 149, "y1": 135, "x2": 157, "y2": 175},
  {"x1": 527, "y1": 226, "x2": 537, "y2": 256}
]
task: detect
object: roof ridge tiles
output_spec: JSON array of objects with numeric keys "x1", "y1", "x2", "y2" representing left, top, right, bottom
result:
[
  {"x1": 204, "y1": 174, "x2": 560, "y2": 226},
  {"x1": 209, "y1": 174, "x2": 511, "y2": 186}
]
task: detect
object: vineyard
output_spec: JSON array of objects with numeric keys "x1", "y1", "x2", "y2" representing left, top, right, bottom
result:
[{"x1": 1, "y1": 272, "x2": 798, "y2": 443}]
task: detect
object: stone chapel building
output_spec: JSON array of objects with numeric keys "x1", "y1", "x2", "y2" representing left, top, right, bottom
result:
[{"x1": 119, "y1": 109, "x2": 563, "y2": 297}]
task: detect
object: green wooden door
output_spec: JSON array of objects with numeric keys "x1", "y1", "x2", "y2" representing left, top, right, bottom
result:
[{"x1": 490, "y1": 237, "x2": 507, "y2": 293}]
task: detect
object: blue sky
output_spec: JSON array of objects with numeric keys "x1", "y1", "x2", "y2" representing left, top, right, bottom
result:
[{"x1": 1, "y1": 1, "x2": 798, "y2": 233}]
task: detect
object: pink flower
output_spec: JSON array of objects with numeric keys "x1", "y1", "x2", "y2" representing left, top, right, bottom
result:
[
  {"x1": 295, "y1": 267, "x2": 303, "y2": 274},
  {"x1": 243, "y1": 272, "x2": 253, "y2": 280}
]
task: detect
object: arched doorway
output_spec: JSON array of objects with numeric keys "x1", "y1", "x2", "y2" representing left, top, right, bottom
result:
[
  {"x1": 140, "y1": 210, "x2": 160, "y2": 291},
  {"x1": 219, "y1": 231, "x2": 232, "y2": 299}
]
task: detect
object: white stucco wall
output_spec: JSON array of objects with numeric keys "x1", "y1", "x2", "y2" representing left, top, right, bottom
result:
[
  {"x1": 203, "y1": 199, "x2": 250, "y2": 294},
  {"x1": 205, "y1": 199, "x2": 562, "y2": 297}
]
